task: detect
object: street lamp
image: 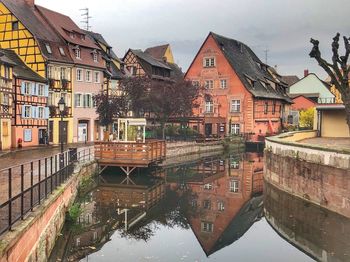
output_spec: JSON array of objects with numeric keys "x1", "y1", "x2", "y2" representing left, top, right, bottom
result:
[{"x1": 58, "y1": 97, "x2": 65, "y2": 169}]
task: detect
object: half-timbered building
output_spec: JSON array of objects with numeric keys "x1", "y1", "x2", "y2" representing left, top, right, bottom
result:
[
  {"x1": 0, "y1": 50, "x2": 14, "y2": 150},
  {"x1": 37, "y1": 6, "x2": 106, "y2": 143},
  {"x1": 0, "y1": 49, "x2": 48, "y2": 148},
  {"x1": 0, "y1": 0, "x2": 74, "y2": 145},
  {"x1": 185, "y1": 32, "x2": 292, "y2": 141}
]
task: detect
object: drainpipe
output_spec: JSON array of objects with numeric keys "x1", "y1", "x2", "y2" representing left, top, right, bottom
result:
[{"x1": 317, "y1": 110, "x2": 322, "y2": 137}]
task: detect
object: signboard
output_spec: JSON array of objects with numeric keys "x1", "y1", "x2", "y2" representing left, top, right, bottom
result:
[{"x1": 24, "y1": 129, "x2": 32, "y2": 142}]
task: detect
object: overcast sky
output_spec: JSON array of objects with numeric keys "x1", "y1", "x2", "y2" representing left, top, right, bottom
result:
[{"x1": 36, "y1": 0, "x2": 350, "y2": 79}]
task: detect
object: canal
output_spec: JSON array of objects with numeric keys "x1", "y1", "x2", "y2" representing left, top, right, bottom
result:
[{"x1": 50, "y1": 152, "x2": 350, "y2": 262}]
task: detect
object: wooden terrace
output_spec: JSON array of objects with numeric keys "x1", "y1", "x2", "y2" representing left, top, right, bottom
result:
[{"x1": 94, "y1": 140, "x2": 166, "y2": 167}]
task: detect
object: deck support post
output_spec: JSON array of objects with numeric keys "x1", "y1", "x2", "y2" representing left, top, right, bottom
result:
[{"x1": 120, "y1": 166, "x2": 137, "y2": 177}]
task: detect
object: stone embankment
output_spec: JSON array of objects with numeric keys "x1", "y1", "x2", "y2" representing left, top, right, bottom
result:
[
  {"x1": 264, "y1": 130, "x2": 350, "y2": 218},
  {"x1": 0, "y1": 161, "x2": 97, "y2": 262}
]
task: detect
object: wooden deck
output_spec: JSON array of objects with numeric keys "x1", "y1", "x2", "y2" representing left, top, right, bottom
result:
[{"x1": 94, "y1": 140, "x2": 166, "y2": 167}]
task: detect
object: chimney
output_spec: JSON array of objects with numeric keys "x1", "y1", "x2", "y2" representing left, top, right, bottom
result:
[
  {"x1": 304, "y1": 69, "x2": 309, "y2": 77},
  {"x1": 24, "y1": 0, "x2": 35, "y2": 7}
]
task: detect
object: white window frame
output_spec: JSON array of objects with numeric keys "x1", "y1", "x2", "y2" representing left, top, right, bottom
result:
[
  {"x1": 229, "y1": 180, "x2": 239, "y2": 193},
  {"x1": 75, "y1": 48, "x2": 81, "y2": 59},
  {"x1": 231, "y1": 100, "x2": 241, "y2": 112},
  {"x1": 218, "y1": 201, "x2": 225, "y2": 211},
  {"x1": 38, "y1": 106, "x2": 45, "y2": 119},
  {"x1": 220, "y1": 79, "x2": 227, "y2": 89},
  {"x1": 86, "y1": 70, "x2": 92, "y2": 82},
  {"x1": 76, "y1": 68, "x2": 83, "y2": 82},
  {"x1": 45, "y1": 44, "x2": 52, "y2": 54},
  {"x1": 59, "y1": 47, "x2": 65, "y2": 56},
  {"x1": 205, "y1": 101, "x2": 214, "y2": 113},
  {"x1": 93, "y1": 52, "x2": 98, "y2": 62},
  {"x1": 23, "y1": 82, "x2": 31, "y2": 95},
  {"x1": 3, "y1": 93, "x2": 9, "y2": 105},
  {"x1": 38, "y1": 84, "x2": 45, "y2": 96},
  {"x1": 201, "y1": 222, "x2": 213, "y2": 233},
  {"x1": 203, "y1": 183, "x2": 213, "y2": 190},
  {"x1": 74, "y1": 93, "x2": 82, "y2": 108},
  {"x1": 204, "y1": 57, "x2": 215, "y2": 68},
  {"x1": 94, "y1": 71, "x2": 100, "y2": 83},
  {"x1": 205, "y1": 80, "x2": 214, "y2": 89},
  {"x1": 231, "y1": 123, "x2": 240, "y2": 135}
]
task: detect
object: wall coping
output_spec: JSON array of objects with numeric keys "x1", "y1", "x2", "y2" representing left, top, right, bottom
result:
[{"x1": 266, "y1": 131, "x2": 350, "y2": 155}]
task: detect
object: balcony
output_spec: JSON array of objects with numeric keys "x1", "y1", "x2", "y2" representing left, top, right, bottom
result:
[
  {"x1": 48, "y1": 78, "x2": 72, "y2": 91},
  {"x1": 317, "y1": 97, "x2": 337, "y2": 104}
]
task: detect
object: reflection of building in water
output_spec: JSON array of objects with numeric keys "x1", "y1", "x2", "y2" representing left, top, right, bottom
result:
[
  {"x1": 265, "y1": 182, "x2": 350, "y2": 262},
  {"x1": 169, "y1": 153, "x2": 264, "y2": 256},
  {"x1": 51, "y1": 171, "x2": 165, "y2": 261}
]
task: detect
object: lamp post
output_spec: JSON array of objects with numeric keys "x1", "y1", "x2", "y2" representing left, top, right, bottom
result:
[{"x1": 58, "y1": 97, "x2": 66, "y2": 169}]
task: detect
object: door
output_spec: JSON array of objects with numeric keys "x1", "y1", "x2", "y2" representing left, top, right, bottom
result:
[
  {"x1": 38, "y1": 129, "x2": 46, "y2": 145},
  {"x1": 49, "y1": 121, "x2": 54, "y2": 143},
  {"x1": 59, "y1": 121, "x2": 68, "y2": 144},
  {"x1": 205, "y1": 123, "x2": 212, "y2": 137},
  {"x1": 78, "y1": 123, "x2": 88, "y2": 142}
]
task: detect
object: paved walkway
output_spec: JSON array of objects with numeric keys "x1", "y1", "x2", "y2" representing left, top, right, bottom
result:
[{"x1": 300, "y1": 137, "x2": 350, "y2": 151}]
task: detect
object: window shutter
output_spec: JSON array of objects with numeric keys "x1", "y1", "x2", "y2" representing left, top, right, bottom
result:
[
  {"x1": 21, "y1": 82, "x2": 26, "y2": 94},
  {"x1": 44, "y1": 107, "x2": 50, "y2": 119},
  {"x1": 21, "y1": 105, "x2": 26, "y2": 118},
  {"x1": 0, "y1": 93, "x2": 3, "y2": 104},
  {"x1": 31, "y1": 83, "x2": 36, "y2": 96},
  {"x1": 44, "y1": 85, "x2": 49, "y2": 97},
  {"x1": 83, "y1": 94, "x2": 87, "y2": 108},
  {"x1": 31, "y1": 106, "x2": 37, "y2": 118}
]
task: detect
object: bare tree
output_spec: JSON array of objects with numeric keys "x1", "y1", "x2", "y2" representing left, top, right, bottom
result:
[{"x1": 310, "y1": 33, "x2": 350, "y2": 132}]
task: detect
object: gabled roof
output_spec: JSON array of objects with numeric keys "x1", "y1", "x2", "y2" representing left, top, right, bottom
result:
[
  {"x1": 288, "y1": 73, "x2": 334, "y2": 99},
  {"x1": 0, "y1": 49, "x2": 47, "y2": 82},
  {"x1": 209, "y1": 32, "x2": 291, "y2": 102},
  {"x1": 129, "y1": 49, "x2": 171, "y2": 70},
  {"x1": 1, "y1": 0, "x2": 73, "y2": 64},
  {"x1": 37, "y1": 6, "x2": 98, "y2": 49},
  {"x1": 145, "y1": 44, "x2": 169, "y2": 61}
]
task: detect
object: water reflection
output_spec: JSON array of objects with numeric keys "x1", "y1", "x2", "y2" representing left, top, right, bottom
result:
[
  {"x1": 50, "y1": 152, "x2": 349, "y2": 262},
  {"x1": 264, "y1": 182, "x2": 350, "y2": 262}
]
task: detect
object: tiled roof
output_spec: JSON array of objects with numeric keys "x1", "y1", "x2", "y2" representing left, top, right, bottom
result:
[
  {"x1": 281, "y1": 75, "x2": 300, "y2": 87},
  {"x1": 131, "y1": 49, "x2": 171, "y2": 70},
  {"x1": 1, "y1": 0, "x2": 73, "y2": 64},
  {"x1": 145, "y1": 44, "x2": 169, "y2": 60},
  {"x1": 0, "y1": 49, "x2": 47, "y2": 82},
  {"x1": 210, "y1": 32, "x2": 291, "y2": 102}
]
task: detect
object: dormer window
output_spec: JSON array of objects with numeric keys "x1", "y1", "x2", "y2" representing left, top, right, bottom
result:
[
  {"x1": 70, "y1": 32, "x2": 75, "y2": 39},
  {"x1": 45, "y1": 44, "x2": 52, "y2": 54},
  {"x1": 59, "y1": 47, "x2": 65, "y2": 56},
  {"x1": 93, "y1": 52, "x2": 98, "y2": 62},
  {"x1": 12, "y1": 21, "x2": 19, "y2": 31},
  {"x1": 74, "y1": 46, "x2": 81, "y2": 59}
]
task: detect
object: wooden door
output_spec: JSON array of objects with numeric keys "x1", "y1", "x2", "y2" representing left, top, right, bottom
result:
[{"x1": 59, "y1": 121, "x2": 68, "y2": 144}]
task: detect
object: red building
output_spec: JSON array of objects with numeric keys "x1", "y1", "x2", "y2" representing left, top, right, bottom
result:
[
  {"x1": 185, "y1": 32, "x2": 291, "y2": 141},
  {"x1": 291, "y1": 95, "x2": 316, "y2": 111}
]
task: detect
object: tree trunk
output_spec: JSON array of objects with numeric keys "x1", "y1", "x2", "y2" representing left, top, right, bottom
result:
[
  {"x1": 161, "y1": 122, "x2": 166, "y2": 140},
  {"x1": 344, "y1": 96, "x2": 350, "y2": 135}
]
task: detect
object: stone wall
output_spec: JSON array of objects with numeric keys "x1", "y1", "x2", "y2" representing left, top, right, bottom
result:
[
  {"x1": 0, "y1": 162, "x2": 97, "y2": 262},
  {"x1": 166, "y1": 141, "x2": 224, "y2": 159},
  {"x1": 264, "y1": 132, "x2": 350, "y2": 218}
]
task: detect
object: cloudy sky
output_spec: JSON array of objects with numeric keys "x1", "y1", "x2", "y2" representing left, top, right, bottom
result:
[{"x1": 36, "y1": 0, "x2": 349, "y2": 79}]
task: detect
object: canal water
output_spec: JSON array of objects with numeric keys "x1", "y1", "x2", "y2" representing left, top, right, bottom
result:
[{"x1": 50, "y1": 153, "x2": 350, "y2": 262}]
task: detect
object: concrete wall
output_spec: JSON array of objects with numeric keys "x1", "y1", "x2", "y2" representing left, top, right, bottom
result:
[
  {"x1": 0, "y1": 162, "x2": 97, "y2": 262},
  {"x1": 264, "y1": 132, "x2": 350, "y2": 218},
  {"x1": 321, "y1": 110, "x2": 349, "y2": 138}
]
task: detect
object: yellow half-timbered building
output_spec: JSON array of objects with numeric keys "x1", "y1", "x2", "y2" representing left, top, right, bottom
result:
[{"x1": 0, "y1": 0, "x2": 74, "y2": 145}]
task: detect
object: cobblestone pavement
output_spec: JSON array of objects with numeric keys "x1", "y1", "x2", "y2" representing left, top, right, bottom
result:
[{"x1": 300, "y1": 137, "x2": 350, "y2": 151}]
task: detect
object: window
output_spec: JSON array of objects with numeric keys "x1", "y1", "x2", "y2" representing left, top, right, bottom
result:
[
  {"x1": 45, "y1": 44, "x2": 52, "y2": 54},
  {"x1": 23, "y1": 82, "x2": 31, "y2": 95},
  {"x1": 201, "y1": 222, "x2": 213, "y2": 233},
  {"x1": 48, "y1": 92, "x2": 54, "y2": 105},
  {"x1": 86, "y1": 70, "x2": 92, "y2": 82},
  {"x1": 192, "y1": 80, "x2": 199, "y2": 87},
  {"x1": 75, "y1": 47, "x2": 81, "y2": 59},
  {"x1": 205, "y1": 80, "x2": 214, "y2": 89},
  {"x1": 48, "y1": 66, "x2": 53, "y2": 79},
  {"x1": 204, "y1": 183, "x2": 213, "y2": 190},
  {"x1": 218, "y1": 201, "x2": 225, "y2": 211},
  {"x1": 205, "y1": 101, "x2": 213, "y2": 113},
  {"x1": 203, "y1": 200, "x2": 211, "y2": 209},
  {"x1": 59, "y1": 47, "x2": 65, "y2": 56},
  {"x1": 231, "y1": 124, "x2": 240, "y2": 135},
  {"x1": 23, "y1": 105, "x2": 31, "y2": 118},
  {"x1": 60, "y1": 67, "x2": 66, "y2": 80},
  {"x1": 76, "y1": 68, "x2": 83, "y2": 81},
  {"x1": 12, "y1": 21, "x2": 19, "y2": 31},
  {"x1": 220, "y1": 79, "x2": 227, "y2": 89},
  {"x1": 230, "y1": 160, "x2": 240, "y2": 169},
  {"x1": 38, "y1": 84, "x2": 45, "y2": 96},
  {"x1": 38, "y1": 107, "x2": 44, "y2": 119},
  {"x1": 4, "y1": 66, "x2": 10, "y2": 79},
  {"x1": 229, "y1": 180, "x2": 239, "y2": 193},
  {"x1": 94, "y1": 71, "x2": 100, "y2": 83},
  {"x1": 75, "y1": 93, "x2": 82, "y2": 107},
  {"x1": 93, "y1": 52, "x2": 98, "y2": 62},
  {"x1": 272, "y1": 102, "x2": 276, "y2": 115},
  {"x1": 83, "y1": 94, "x2": 92, "y2": 108},
  {"x1": 231, "y1": 100, "x2": 241, "y2": 112},
  {"x1": 264, "y1": 102, "x2": 268, "y2": 114},
  {"x1": 2, "y1": 93, "x2": 9, "y2": 105},
  {"x1": 204, "y1": 57, "x2": 215, "y2": 68}
]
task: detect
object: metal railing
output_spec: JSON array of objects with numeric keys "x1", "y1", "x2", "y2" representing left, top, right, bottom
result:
[
  {"x1": 0, "y1": 147, "x2": 94, "y2": 236},
  {"x1": 318, "y1": 97, "x2": 336, "y2": 104}
]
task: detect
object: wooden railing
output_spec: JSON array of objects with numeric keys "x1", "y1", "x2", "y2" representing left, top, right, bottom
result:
[{"x1": 94, "y1": 140, "x2": 166, "y2": 167}]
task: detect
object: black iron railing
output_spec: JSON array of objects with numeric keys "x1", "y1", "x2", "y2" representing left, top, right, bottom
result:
[{"x1": 0, "y1": 147, "x2": 94, "y2": 236}]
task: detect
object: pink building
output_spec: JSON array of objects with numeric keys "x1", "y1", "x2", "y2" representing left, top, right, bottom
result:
[{"x1": 37, "y1": 6, "x2": 105, "y2": 142}]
